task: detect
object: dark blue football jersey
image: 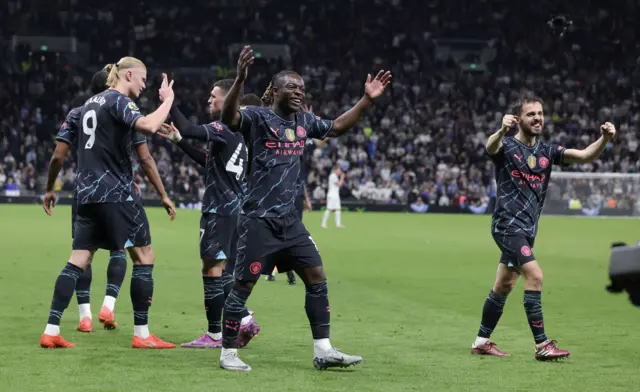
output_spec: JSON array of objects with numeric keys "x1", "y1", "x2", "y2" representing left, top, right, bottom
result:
[
  {"x1": 490, "y1": 137, "x2": 565, "y2": 237},
  {"x1": 184, "y1": 121, "x2": 247, "y2": 215},
  {"x1": 56, "y1": 105, "x2": 146, "y2": 201},
  {"x1": 75, "y1": 90, "x2": 145, "y2": 204},
  {"x1": 296, "y1": 139, "x2": 316, "y2": 196},
  {"x1": 238, "y1": 106, "x2": 333, "y2": 218}
]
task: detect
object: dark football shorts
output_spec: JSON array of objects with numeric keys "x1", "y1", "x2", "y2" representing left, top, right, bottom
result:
[
  {"x1": 71, "y1": 199, "x2": 78, "y2": 238},
  {"x1": 294, "y1": 193, "x2": 305, "y2": 220},
  {"x1": 200, "y1": 213, "x2": 239, "y2": 262},
  {"x1": 492, "y1": 233, "x2": 537, "y2": 268},
  {"x1": 234, "y1": 214, "x2": 323, "y2": 281},
  {"x1": 73, "y1": 202, "x2": 151, "y2": 251}
]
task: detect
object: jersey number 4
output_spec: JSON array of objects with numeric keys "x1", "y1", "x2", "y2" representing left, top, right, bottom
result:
[
  {"x1": 226, "y1": 143, "x2": 246, "y2": 180},
  {"x1": 82, "y1": 109, "x2": 97, "y2": 150}
]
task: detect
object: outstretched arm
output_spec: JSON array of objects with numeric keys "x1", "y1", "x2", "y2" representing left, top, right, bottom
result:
[
  {"x1": 327, "y1": 71, "x2": 392, "y2": 137},
  {"x1": 221, "y1": 46, "x2": 254, "y2": 130},
  {"x1": 563, "y1": 123, "x2": 617, "y2": 164}
]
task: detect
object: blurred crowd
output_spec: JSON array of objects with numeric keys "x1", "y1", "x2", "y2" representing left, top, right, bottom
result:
[{"x1": 1, "y1": 0, "x2": 638, "y2": 211}]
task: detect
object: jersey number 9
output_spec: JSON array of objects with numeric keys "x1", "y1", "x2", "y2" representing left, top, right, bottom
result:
[{"x1": 82, "y1": 109, "x2": 97, "y2": 150}]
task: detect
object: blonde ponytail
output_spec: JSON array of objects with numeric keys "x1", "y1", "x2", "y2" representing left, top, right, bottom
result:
[{"x1": 105, "y1": 57, "x2": 146, "y2": 88}]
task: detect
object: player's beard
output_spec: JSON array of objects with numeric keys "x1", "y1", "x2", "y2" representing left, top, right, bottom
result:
[{"x1": 521, "y1": 121, "x2": 543, "y2": 138}]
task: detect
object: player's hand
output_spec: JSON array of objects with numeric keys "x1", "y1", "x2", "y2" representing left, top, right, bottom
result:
[
  {"x1": 159, "y1": 122, "x2": 182, "y2": 143},
  {"x1": 302, "y1": 104, "x2": 313, "y2": 113},
  {"x1": 158, "y1": 73, "x2": 175, "y2": 102},
  {"x1": 501, "y1": 115, "x2": 518, "y2": 133},
  {"x1": 236, "y1": 46, "x2": 255, "y2": 82},
  {"x1": 133, "y1": 182, "x2": 141, "y2": 196},
  {"x1": 42, "y1": 191, "x2": 56, "y2": 216},
  {"x1": 161, "y1": 196, "x2": 177, "y2": 221},
  {"x1": 304, "y1": 198, "x2": 312, "y2": 212},
  {"x1": 601, "y1": 122, "x2": 616, "y2": 140},
  {"x1": 364, "y1": 70, "x2": 392, "y2": 100}
]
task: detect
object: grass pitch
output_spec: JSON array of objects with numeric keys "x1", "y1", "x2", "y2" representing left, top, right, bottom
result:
[{"x1": 1, "y1": 204, "x2": 640, "y2": 392}]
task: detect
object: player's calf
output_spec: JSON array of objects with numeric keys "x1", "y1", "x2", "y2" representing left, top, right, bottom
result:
[
  {"x1": 99, "y1": 250, "x2": 127, "y2": 330},
  {"x1": 41, "y1": 251, "x2": 94, "y2": 348},
  {"x1": 128, "y1": 246, "x2": 175, "y2": 349},
  {"x1": 220, "y1": 280, "x2": 254, "y2": 370},
  {"x1": 75, "y1": 263, "x2": 93, "y2": 333}
]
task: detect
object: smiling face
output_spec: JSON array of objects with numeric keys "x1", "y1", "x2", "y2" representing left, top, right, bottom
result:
[
  {"x1": 517, "y1": 101, "x2": 544, "y2": 137},
  {"x1": 272, "y1": 73, "x2": 305, "y2": 114}
]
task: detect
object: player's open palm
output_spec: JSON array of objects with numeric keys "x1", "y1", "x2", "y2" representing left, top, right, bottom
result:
[
  {"x1": 601, "y1": 122, "x2": 616, "y2": 139},
  {"x1": 302, "y1": 104, "x2": 313, "y2": 113},
  {"x1": 364, "y1": 70, "x2": 392, "y2": 100},
  {"x1": 42, "y1": 191, "x2": 56, "y2": 216},
  {"x1": 236, "y1": 46, "x2": 255, "y2": 82},
  {"x1": 501, "y1": 115, "x2": 517, "y2": 132},
  {"x1": 158, "y1": 73, "x2": 174, "y2": 102}
]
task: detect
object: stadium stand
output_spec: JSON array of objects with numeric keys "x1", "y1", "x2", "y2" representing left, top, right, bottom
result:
[{"x1": 0, "y1": 0, "x2": 637, "y2": 212}]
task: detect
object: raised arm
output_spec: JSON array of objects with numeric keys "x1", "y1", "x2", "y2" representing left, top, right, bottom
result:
[
  {"x1": 221, "y1": 46, "x2": 254, "y2": 130},
  {"x1": 327, "y1": 70, "x2": 392, "y2": 137},
  {"x1": 135, "y1": 73, "x2": 175, "y2": 136},
  {"x1": 563, "y1": 122, "x2": 617, "y2": 164},
  {"x1": 135, "y1": 142, "x2": 176, "y2": 220},
  {"x1": 486, "y1": 115, "x2": 516, "y2": 155}
]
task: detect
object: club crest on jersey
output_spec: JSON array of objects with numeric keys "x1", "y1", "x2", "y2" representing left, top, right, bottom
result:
[
  {"x1": 127, "y1": 102, "x2": 140, "y2": 112},
  {"x1": 539, "y1": 157, "x2": 549, "y2": 169},
  {"x1": 527, "y1": 155, "x2": 537, "y2": 169},
  {"x1": 211, "y1": 122, "x2": 223, "y2": 132},
  {"x1": 285, "y1": 128, "x2": 296, "y2": 141},
  {"x1": 296, "y1": 126, "x2": 307, "y2": 138}
]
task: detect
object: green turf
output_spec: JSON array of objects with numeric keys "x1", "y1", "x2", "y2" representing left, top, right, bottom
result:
[{"x1": 1, "y1": 204, "x2": 640, "y2": 392}]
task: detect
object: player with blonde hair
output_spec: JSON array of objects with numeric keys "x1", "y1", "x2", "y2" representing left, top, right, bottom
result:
[{"x1": 41, "y1": 57, "x2": 176, "y2": 349}]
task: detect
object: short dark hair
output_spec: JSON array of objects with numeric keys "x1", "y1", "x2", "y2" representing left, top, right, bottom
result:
[
  {"x1": 90, "y1": 69, "x2": 109, "y2": 94},
  {"x1": 511, "y1": 96, "x2": 544, "y2": 116},
  {"x1": 261, "y1": 70, "x2": 299, "y2": 106},
  {"x1": 213, "y1": 79, "x2": 235, "y2": 94},
  {"x1": 240, "y1": 93, "x2": 263, "y2": 107}
]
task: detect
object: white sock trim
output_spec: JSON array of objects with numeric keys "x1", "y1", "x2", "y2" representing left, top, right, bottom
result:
[
  {"x1": 44, "y1": 324, "x2": 60, "y2": 336},
  {"x1": 102, "y1": 296, "x2": 116, "y2": 311},
  {"x1": 78, "y1": 303, "x2": 92, "y2": 319},
  {"x1": 134, "y1": 325, "x2": 150, "y2": 339}
]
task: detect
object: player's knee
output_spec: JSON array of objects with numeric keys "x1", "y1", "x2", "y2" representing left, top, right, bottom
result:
[
  {"x1": 129, "y1": 246, "x2": 155, "y2": 265},
  {"x1": 300, "y1": 266, "x2": 326, "y2": 285},
  {"x1": 70, "y1": 250, "x2": 95, "y2": 270},
  {"x1": 233, "y1": 279, "x2": 255, "y2": 294},
  {"x1": 493, "y1": 279, "x2": 516, "y2": 296},
  {"x1": 202, "y1": 259, "x2": 225, "y2": 277},
  {"x1": 524, "y1": 269, "x2": 543, "y2": 289}
]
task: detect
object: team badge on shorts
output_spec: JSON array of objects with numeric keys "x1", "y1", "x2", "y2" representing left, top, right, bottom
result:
[
  {"x1": 527, "y1": 155, "x2": 537, "y2": 169},
  {"x1": 250, "y1": 261, "x2": 262, "y2": 275},
  {"x1": 521, "y1": 245, "x2": 532, "y2": 257},
  {"x1": 539, "y1": 157, "x2": 549, "y2": 169},
  {"x1": 285, "y1": 128, "x2": 296, "y2": 141}
]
